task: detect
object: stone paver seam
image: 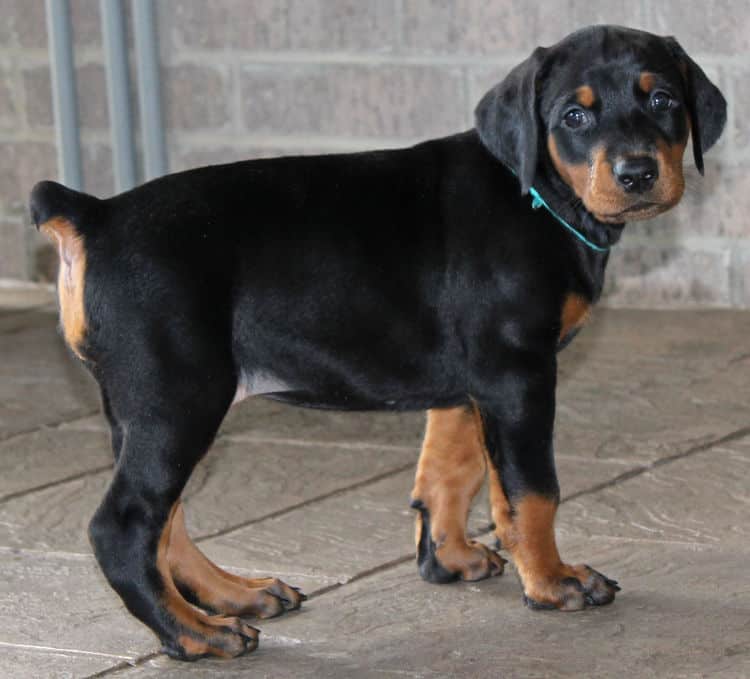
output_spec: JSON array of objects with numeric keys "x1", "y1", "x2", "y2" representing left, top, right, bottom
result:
[
  {"x1": 0, "y1": 408, "x2": 100, "y2": 446},
  {"x1": 36, "y1": 427, "x2": 750, "y2": 677}
]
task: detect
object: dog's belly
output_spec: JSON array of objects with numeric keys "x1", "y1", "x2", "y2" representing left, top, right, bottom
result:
[
  {"x1": 232, "y1": 369, "x2": 466, "y2": 412},
  {"x1": 232, "y1": 371, "x2": 294, "y2": 404},
  {"x1": 261, "y1": 390, "x2": 468, "y2": 412}
]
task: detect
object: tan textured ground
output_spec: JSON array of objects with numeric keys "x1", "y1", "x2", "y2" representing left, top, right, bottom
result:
[{"x1": 1, "y1": 291, "x2": 749, "y2": 678}]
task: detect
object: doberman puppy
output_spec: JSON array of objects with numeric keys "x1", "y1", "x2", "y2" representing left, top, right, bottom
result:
[{"x1": 31, "y1": 26, "x2": 725, "y2": 660}]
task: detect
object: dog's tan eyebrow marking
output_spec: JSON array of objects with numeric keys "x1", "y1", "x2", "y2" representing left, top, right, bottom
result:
[
  {"x1": 639, "y1": 72, "x2": 657, "y2": 93},
  {"x1": 575, "y1": 85, "x2": 596, "y2": 108}
]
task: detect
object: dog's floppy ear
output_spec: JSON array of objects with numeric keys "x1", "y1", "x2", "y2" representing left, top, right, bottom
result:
[
  {"x1": 665, "y1": 37, "x2": 726, "y2": 175},
  {"x1": 475, "y1": 47, "x2": 547, "y2": 194}
]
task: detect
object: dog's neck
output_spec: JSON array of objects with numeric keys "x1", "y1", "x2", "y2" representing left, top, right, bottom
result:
[{"x1": 533, "y1": 165, "x2": 626, "y2": 252}]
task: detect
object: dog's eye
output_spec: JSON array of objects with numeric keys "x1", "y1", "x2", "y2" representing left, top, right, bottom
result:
[
  {"x1": 650, "y1": 91, "x2": 675, "y2": 113},
  {"x1": 563, "y1": 108, "x2": 589, "y2": 129}
]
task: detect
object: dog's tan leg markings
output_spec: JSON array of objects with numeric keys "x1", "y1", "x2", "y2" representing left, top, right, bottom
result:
[
  {"x1": 167, "y1": 502, "x2": 305, "y2": 619},
  {"x1": 156, "y1": 503, "x2": 261, "y2": 659},
  {"x1": 474, "y1": 407, "x2": 620, "y2": 610},
  {"x1": 411, "y1": 407, "x2": 506, "y2": 582},
  {"x1": 488, "y1": 491, "x2": 620, "y2": 610},
  {"x1": 498, "y1": 495, "x2": 616, "y2": 609},
  {"x1": 39, "y1": 217, "x2": 87, "y2": 360}
]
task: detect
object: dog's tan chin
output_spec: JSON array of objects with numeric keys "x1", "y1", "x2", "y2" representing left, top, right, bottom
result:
[
  {"x1": 586, "y1": 193, "x2": 683, "y2": 223},
  {"x1": 593, "y1": 204, "x2": 671, "y2": 223}
]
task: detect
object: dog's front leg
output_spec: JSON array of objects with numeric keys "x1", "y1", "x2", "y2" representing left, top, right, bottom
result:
[
  {"x1": 476, "y1": 351, "x2": 620, "y2": 610},
  {"x1": 411, "y1": 406, "x2": 506, "y2": 583}
]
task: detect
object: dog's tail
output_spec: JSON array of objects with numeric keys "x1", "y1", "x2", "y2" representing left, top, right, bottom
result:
[
  {"x1": 29, "y1": 180, "x2": 101, "y2": 238},
  {"x1": 30, "y1": 181, "x2": 101, "y2": 360}
]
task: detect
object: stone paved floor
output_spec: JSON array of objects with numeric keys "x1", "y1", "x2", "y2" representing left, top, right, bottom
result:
[{"x1": 1, "y1": 291, "x2": 749, "y2": 678}]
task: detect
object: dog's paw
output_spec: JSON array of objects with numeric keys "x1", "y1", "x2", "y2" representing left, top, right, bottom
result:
[
  {"x1": 415, "y1": 504, "x2": 506, "y2": 583},
  {"x1": 163, "y1": 616, "x2": 260, "y2": 660},
  {"x1": 236, "y1": 577, "x2": 306, "y2": 618},
  {"x1": 522, "y1": 564, "x2": 620, "y2": 611}
]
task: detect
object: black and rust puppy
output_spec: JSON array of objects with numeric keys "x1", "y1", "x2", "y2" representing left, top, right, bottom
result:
[{"x1": 31, "y1": 26, "x2": 724, "y2": 660}]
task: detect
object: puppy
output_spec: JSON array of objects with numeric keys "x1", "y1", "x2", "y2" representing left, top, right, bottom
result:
[{"x1": 31, "y1": 25, "x2": 725, "y2": 660}]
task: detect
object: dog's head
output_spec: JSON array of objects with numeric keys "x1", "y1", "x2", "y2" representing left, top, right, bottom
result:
[{"x1": 475, "y1": 26, "x2": 726, "y2": 223}]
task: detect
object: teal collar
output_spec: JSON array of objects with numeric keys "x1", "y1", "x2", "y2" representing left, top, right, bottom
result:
[{"x1": 526, "y1": 185, "x2": 610, "y2": 253}]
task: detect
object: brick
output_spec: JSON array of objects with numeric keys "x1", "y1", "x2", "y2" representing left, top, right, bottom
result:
[
  {"x1": 33, "y1": 240, "x2": 58, "y2": 283},
  {"x1": 569, "y1": 2, "x2": 648, "y2": 33},
  {"x1": 731, "y1": 247, "x2": 750, "y2": 308},
  {"x1": 161, "y1": 0, "x2": 288, "y2": 50},
  {"x1": 674, "y1": 164, "x2": 750, "y2": 239},
  {"x1": 240, "y1": 63, "x2": 466, "y2": 138},
  {"x1": 162, "y1": 0, "x2": 398, "y2": 53},
  {"x1": 467, "y1": 65, "x2": 515, "y2": 113},
  {"x1": 76, "y1": 62, "x2": 109, "y2": 129},
  {"x1": 0, "y1": 141, "x2": 57, "y2": 213},
  {"x1": 172, "y1": 145, "x2": 322, "y2": 172},
  {"x1": 731, "y1": 66, "x2": 750, "y2": 155},
  {"x1": 22, "y1": 65, "x2": 53, "y2": 128},
  {"x1": 401, "y1": 0, "x2": 582, "y2": 54},
  {"x1": 287, "y1": 0, "x2": 397, "y2": 51},
  {"x1": 0, "y1": 63, "x2": 19, "y2": 131},
  {"x1": 24, "y1": 62, "x2": 109, "y2": 129},
  {"x1": 70, "y1": 0, "x2": 103, "y2": 47},
  {"x1": 647, "y1": 0, "x2": 750, "y2": 55},
  {"x1": 620, "y1": 162, "x2": 750, "y2": 240},
  {"x1": 163, "y1": 62, "x2": 233, "y2": 130},
  {"x1": 0, "y1": 0, "x2": 47, "y2": 48},
  {"x1": 81, "y1": 142, "x2": 114, "y2": 199},
  {"x1": 602, "y1": 245, "x2": 730, "y2": 308},
  {"x1": 402, "y1": 0, "x2": 528, "y2": 54},
  {"x1": 697, "y1": 64, "x2": 730, "y2": 160},
  {"x1": 0, "y1": 218, "x2": 27, "y2": 280}
]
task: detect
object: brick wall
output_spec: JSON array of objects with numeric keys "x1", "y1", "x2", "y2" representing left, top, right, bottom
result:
[{"x1": 1, "y1": 0, "x2": 748, "y2": 308}]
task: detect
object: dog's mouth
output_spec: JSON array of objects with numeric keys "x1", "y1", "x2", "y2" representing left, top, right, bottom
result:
[
  {"x1": 595, "y1": 199, "x2": 675, "y2": 223},
  {"x1": 596, "y1": 200, "x2": 669, "y2": 222}
]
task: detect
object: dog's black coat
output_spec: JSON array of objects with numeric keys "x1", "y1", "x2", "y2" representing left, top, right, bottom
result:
[{"x1": 30, "y1": 25, "x2": 725, "y2": 658}]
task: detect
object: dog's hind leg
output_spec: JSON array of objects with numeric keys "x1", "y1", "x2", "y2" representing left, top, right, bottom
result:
[
  {"x1": 167, "y1": 502, "x2": 306, "y2": 618},
  {"x1": 98, "y1": 384, "x2": 304, "y2": 620},
  {"x1": 410, "y1": 406, "x2": 506, "y2": 583},
  {"x1": 87, "y1": 346, "x2": 263, "y2": 660}
]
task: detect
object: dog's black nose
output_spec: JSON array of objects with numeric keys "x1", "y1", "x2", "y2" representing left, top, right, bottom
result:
[{"x1": 614, "y1": 157, "x2": 658, "y2": 193}]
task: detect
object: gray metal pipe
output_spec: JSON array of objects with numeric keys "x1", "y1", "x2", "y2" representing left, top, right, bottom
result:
[
  {"x1": 101, "y1": 0, "x2": 137, "y2": 192},
  {"x1": 45, "y1": 0, "x2": 83, "y2": 190},
  {"x1": 133, "y1": 0, "x2": 168, "y2": 180}
]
